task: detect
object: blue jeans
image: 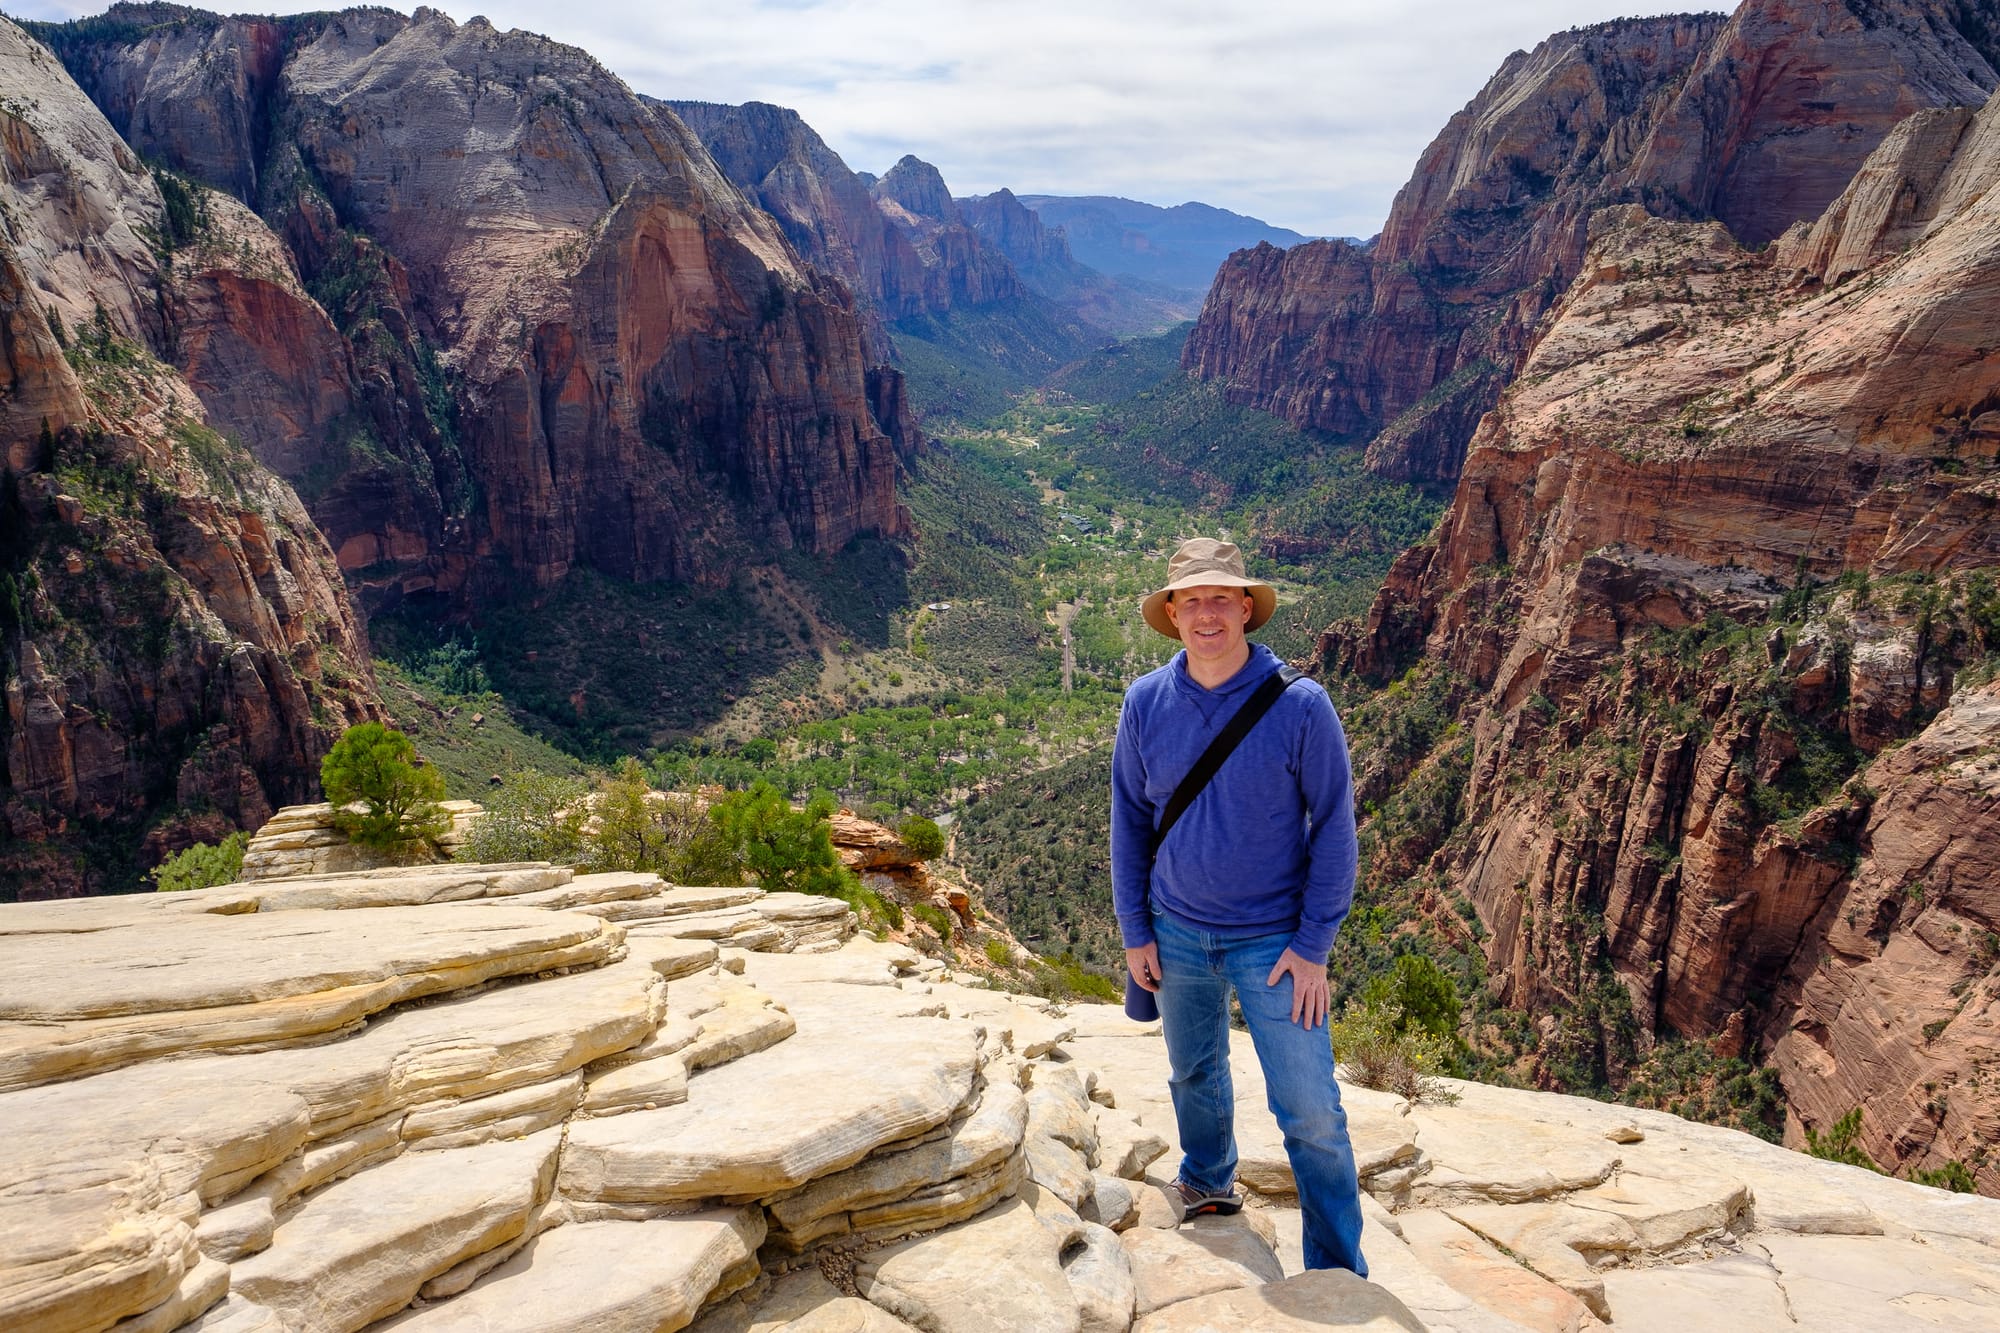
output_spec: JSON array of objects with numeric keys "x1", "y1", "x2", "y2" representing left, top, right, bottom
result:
[{"x1": 1152, "y1": 909, "x2": 1368, "y2": 1276}]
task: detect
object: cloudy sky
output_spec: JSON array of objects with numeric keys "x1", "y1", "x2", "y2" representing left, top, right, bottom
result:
[{"x1": 15, "y1": 0, "x2": 1723, "y2": 236}]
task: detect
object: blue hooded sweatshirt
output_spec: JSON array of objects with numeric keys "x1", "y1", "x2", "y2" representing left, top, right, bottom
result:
[{"x1": 1110, "y1": 642, "x2": 1357, "y2": 961}]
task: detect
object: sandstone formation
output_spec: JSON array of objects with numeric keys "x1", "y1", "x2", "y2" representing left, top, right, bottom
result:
[
  {"x1": 1320, "y1": 81, "x2": 2000, "y2": 1187},
  {"x1": 236, "y1": 802, "x2": 479, "y2": 881},
  {"x1": 39, "y1": 4, "x2": 914, "y2": 605},
  {"x1": 1186, "y1": 0, "x2": 2000, "y2": 483},
  {"x1": 6, "y1": 845, "x2": 1997, "y2": 1331},
  {"x1": 0, "y1": 16, "x2": 380, "y2": 898}
]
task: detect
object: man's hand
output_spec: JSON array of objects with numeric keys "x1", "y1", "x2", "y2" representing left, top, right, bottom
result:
[
  {"x1": 1126, "y1": 942, "x2": 1161, "y2": 993},
  {"x1": 1267, "y1": 948, "x2": 1329, "y2": 1028}
]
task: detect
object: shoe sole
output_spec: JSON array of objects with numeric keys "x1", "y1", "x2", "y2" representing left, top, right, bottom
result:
[{"x1": 1183, "y1": 1199, "x2": 1243, "y2": 1216}]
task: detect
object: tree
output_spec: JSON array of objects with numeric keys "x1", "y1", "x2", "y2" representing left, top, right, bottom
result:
[
  {"x1": 708, "y1": 781, "x2": 858, "y2": 899},
  {"x1": 574, "y1": 760, "x2": 738, "y2": 884},
  {"x1": 320, "y1": 722, "x2": 450, "y2": 850},
  {"x1": 898, "y1": 815, "x2": 946, "y2": 860},
  {"x1": 152, "y1": 832, "x2": 248, "y2": 891},
  {"x1": 461, "y1": 769, "x2": 590, "y2": 865}
]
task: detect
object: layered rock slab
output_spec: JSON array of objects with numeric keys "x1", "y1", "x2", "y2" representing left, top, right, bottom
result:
[
  {"x1": 230, "y1": 1131, "x2": 562, "y2": 1333},
  {"x1": 0, "y1": 903, "x2": 621, "y2": 1089},
  {"x1": 384, "y1": 1211, "x2": 765, "y2": 1333},
  {"x1": 559, "y1": 1022, "x2": 979, "y2": 1204},
  {"x1": 855, "y1": 1196, "x2": 1080, "y2": 1333}
]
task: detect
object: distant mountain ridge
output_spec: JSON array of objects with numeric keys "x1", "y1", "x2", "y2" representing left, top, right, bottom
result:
[{"x1": 1010, "y1": 194, "x2": 1321, "y2": 295}]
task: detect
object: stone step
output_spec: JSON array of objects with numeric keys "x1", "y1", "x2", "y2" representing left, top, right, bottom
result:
[
  {"x1": 230, "y1": 1130, "x2": 562, "y2": 1333},
  {"x1": 558, "y1": 1021, "x2": 980, "y2": 1205},
  {"x1": 766, "y1": 1080, "x2": 1028, "y2": 1252},
  {"x1": 1120, "y1": 1214, "x2": 1285, "y2": 1318},
  {"x1": 382, "y1": 1212, "x2": 764, "y2": 1332},
  {"x1": 1131, "y1": 1269, "x2": 1425, "y2": 1332}
]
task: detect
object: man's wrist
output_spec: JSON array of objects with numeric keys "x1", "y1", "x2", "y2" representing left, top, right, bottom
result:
[{"x1": 1119, "y1": 920, "x2": 1156, "y2": 951}]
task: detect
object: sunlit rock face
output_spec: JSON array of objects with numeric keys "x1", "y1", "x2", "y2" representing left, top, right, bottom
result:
[
  {"x1": 46, "y1": 5, "x2": 912, "y2": 604},
  {"x1": 5, "y1": 850, "x2": 1999, "y2": 1329},
  {"x1": 1188, "y1": 0, "x2": 2000, "y2": 484}
]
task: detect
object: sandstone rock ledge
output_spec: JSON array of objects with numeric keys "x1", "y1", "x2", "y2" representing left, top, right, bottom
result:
[{"x1": 4, "y1": 862, "x2": 1996, "y2": 1332}]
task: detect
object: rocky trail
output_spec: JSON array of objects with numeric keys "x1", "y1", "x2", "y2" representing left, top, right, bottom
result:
[{"x1": 3, "y1": 843, "x2": 1997, "y2": 1332}]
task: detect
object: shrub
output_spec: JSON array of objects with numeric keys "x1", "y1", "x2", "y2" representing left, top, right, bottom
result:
[
  {"x1": 1911, "y1": 1160, "x2": 1978, "y2": 1193},
  {"x1": 898, "y1": 815, "x2": 946, "y2": 860},
  {"x1": 1331, "y1": 996, "x2": 1460, "y2": 1105},
  {"x1": 1366, "y1": 953, "x2": 1462, "y2": 1048},
  {"x1": 320, "y1": 723, "x2": 450, "y2": 850},
  {"x1": 708, "y1": 781, "x2": 858, "y2": 899},
  {"x1": 409, "y1": 638, "x2": 489, "y2": 696},
  {"x1": 984, "y1": 936, "x2": 1013, "y2": 967},
  {"x1": 1021, "y1": 953, "x2": 1119, "y2": 1003},
  {"x1": 911, "y1": 901, "x2": 954, "y2": 944},
  {"x1": 1804, "y1": 1107, "x2": 1879, "y2": 1171},
  {"x1": 585, "y1": 760, "x2": 740, "y2": 883},
  {"x1": 152, "y1": 832, "x2": 247, "y2": 891},
  {"x1": 462, "y1": 769, "x2": 591, "y2": 865}
]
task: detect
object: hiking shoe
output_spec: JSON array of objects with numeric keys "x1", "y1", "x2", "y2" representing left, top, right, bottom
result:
[{"x1": 1172, "y1": 1178, "x2": 1243, "y2": 1217}]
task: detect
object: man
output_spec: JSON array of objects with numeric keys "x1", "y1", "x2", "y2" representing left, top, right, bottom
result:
[{"x1": 1110, "y1": 536, "x2": 1367, "y2": 1276}]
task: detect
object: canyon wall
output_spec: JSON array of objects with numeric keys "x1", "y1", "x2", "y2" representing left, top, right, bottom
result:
[
  {"x1": 1322, "y1": 89, "x2": 2000, "y2": 1188},
  {"x1": 0, "y1": 16, "x2": 379, "y2": 897},
  {"x1": 1189, "y1": 0, "x2": 2000, "y2": 484},
  {"x1": 42, "y1": 5, "x2": 914, "y2": 605}
]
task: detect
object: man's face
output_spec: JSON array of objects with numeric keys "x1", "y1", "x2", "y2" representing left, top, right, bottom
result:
[{"x1": 1165, "y1": 584, "x2": 1254, "y2": 665}]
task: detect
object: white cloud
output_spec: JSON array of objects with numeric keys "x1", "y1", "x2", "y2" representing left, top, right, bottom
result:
[{"x1": 11, "y1": 0, "x2": 1725, "y2": 235}]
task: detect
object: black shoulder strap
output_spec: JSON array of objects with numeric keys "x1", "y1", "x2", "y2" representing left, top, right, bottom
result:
[{"x1": 1154, "y1": 665, "x2": 1304, "y2": 848}]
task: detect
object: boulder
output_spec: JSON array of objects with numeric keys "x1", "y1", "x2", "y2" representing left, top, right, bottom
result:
[{"x1": 855, "y1": 1197, "x2": 1082, "y2": 1333}]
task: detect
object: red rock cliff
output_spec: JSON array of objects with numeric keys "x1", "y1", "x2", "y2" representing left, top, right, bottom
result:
[
  {"x1": 48, "y1": 5, "x2": 913, "y2": 601},
  {"x1": 1188, "y1": 0, "x2": 2000, "y2": 484},
  {"x1": 1, "y1": 16, "x2": 379, "y2": 897},
  {"x1": 1320, "y1": 90, "x2": 2000, "y2": 1189}
]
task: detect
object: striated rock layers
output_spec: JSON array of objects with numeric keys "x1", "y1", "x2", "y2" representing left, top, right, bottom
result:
[
  {"x1": 1320, "y1": 86, "x2": 2000, "y2": 1189},
  {"x1": 0, "y1": 17, "x2": 379, "y2": 898},
  {"x1": 8, "y1": 850, "x2": 2000, "y2": 1331},
  {"x1": 1187, "y1": 0, "x2": 2000, "y2": 483},
  {"x1": 39, "y1": 5, "x2": 914, "y2": 603}
]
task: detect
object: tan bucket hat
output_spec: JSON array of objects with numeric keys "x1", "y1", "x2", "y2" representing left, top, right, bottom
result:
[{"x1": 1141, "y1": 537, "x2": 1277, "y2": 639}]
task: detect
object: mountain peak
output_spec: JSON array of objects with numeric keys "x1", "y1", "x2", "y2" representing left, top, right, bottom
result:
[{"x1": 874, "y1": 154, "x2": 958, "y2": 224}]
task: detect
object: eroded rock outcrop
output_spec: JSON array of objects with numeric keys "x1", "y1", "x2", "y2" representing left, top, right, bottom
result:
[
  {"x1": 1319, "y1": 82, "x2": 2000, "y2": 1189},
  {"x1": 1187, "y1": 0, "x2": 2000, "y2": 483}
]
